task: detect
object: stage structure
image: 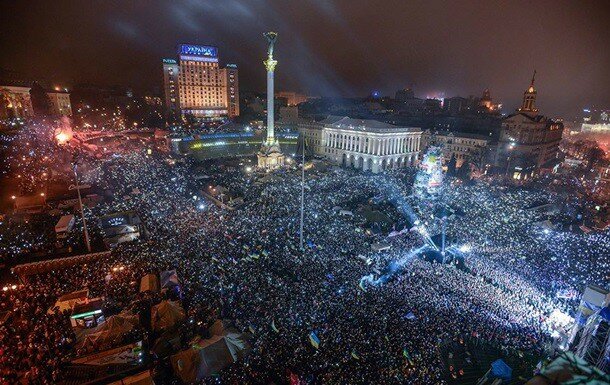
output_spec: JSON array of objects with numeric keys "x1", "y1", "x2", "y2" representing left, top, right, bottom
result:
[
  {"x1": 569, "y1": 285, "x2": 610, "y2": 348},
  {"x1": 413, "y1": 146, "x2": 443, "y2": 199},
  {"x1": 574, "y1": 306, "x2": 610, "y2": 372},
  {"x1": 257, "y1": 31, "x2": 285, "y2": 169}
]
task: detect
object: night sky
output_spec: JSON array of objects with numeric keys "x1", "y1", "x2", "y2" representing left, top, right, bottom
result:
[{"x1": 1, "y1": 0, "x2": 608, "y2": 117}]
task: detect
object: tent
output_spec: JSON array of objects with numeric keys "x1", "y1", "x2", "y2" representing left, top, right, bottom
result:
[
  {"x1": 48, "y1": 289, "x2": 89, "y2": 314},
  {"x1": 170, "y1": 321, "x2": 252, "y2": 383},
  {"x1": 161, "y1": 270, "x2": 180, "y2": 290},
  {"x1": 82, "y1": 313, "x2": 138, "y2": 349},
  {"x1": 151, "y1": 300, "x2": 186, "y2": 332},
  {"x1": 171, "y1": 336, "x2": 235, "y2": 383},
  {"x1": 152, "y1": 328, "x2": 182, "y2": 358},
  {"x1": 140, "y1": 273, "x2": 160, "y2": 293},
  {"x1": 208, "y1": 319, "x2": 252, "y2": 361},
  {"x1": 490, "y1": 359, "x2": 513, "y2": 381}
]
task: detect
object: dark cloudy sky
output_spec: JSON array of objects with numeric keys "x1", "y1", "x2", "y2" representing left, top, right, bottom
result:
[{"x1": 1, "y1": 0, "x2": 608, "y2": 116}]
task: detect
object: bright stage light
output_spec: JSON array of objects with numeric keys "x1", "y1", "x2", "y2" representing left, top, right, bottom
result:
[
  {"x1": 55, "y1": 132, "x2": 70, "y2": 144},
  {"x1": 459, "y1": 244, "x2": 472, "y2": 253}
]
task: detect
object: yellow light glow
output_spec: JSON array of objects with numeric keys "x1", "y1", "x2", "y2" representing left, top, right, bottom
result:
[{"x1": 56, "y1": 132, "x2": 70, "y2": 144}]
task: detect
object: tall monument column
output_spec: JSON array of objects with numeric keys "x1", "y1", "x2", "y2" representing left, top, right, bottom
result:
[
  {"x1": 265, "y1": 51, "x2": 277, "y2": 144},
  {"x1": 258, "y1": 31, "x2": 285, "y2": 169}
]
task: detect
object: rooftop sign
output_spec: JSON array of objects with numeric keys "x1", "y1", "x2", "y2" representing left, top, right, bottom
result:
[{"x1": 179, "y1": 44, "x2": 218, "y2": 58}]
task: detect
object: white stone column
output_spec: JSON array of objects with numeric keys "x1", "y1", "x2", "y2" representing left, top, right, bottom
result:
[{"x1": 264, "y1": 59, "x2": 277, "y2": 144}]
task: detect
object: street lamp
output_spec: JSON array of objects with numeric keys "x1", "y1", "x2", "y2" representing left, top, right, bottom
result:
[{"x1": 506, "y1": 142, "x2": 515, "y2": 176}]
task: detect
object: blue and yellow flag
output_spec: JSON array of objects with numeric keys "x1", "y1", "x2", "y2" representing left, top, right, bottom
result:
[
  {"x1": 351, "y1": 351, "x2": 360, "y2": 360},
  {"x1": 309, "y1": 331, "x2": 320, "y2": 349}
]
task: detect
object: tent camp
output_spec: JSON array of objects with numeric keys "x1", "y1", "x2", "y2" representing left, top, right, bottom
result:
[
  {"x1": 81, "y1": 313, "x2": 139, "y2": 350},
  {"x1": 140, "y1": 273, "x2": 160, "y2": 293},
  {"x1": 151, "y1": 300, "x2": 186, "y2": 332}
]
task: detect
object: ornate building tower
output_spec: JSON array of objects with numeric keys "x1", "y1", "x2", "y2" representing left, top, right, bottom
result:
[
  {"x1": 518, "y1": 70, "x2": 539, "y2": 114},
  {"x1": 257, "y1": 31, "x2": 285, "y2": 169}
]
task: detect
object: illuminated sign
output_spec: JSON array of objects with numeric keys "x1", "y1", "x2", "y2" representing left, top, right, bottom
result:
[
  {"x1": 226, "y1": 64, "x2": 238, "y2": 69},
  {"x1": 163, "y1": 58, "x2": 177, "y2": 64},
  {"x1": 179, "y1": 44, "x2": 218, "y2": 57}
]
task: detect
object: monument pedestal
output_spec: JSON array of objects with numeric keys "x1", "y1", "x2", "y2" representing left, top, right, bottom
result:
[{"x1": 257, "y1": 140, "x2": 285, "y2": 169}]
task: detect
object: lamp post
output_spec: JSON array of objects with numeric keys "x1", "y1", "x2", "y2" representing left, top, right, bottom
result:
[
  {"x1": 71, "y1": 154, "x2": 91, "y2": 253},
  {"x1": 506, "y1": 142, "x2": 515, "y2": 176}
]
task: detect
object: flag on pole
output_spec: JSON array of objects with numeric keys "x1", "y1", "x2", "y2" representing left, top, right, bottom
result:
[
  {"x1": 351, "y1": 351, "x2": 360, "y2": 360},
  {"x1": 358, "y1": 281, "x2": 367, "y2": 292},
  {"x1": 404, "y1": 311, "x2": 416, "y2": 320},
  {"x1": 248, "y1": 324, "x2": 256, "y2": 334},
  {"x1": 309, "y1": 331, "x2": 320, "y2": 349},
  {"x1": 271, "y1": 319, "x2": 279, "y2": 333},
  {"x1": 403, "y1": 348, "x2": 414, "y2": 365}
]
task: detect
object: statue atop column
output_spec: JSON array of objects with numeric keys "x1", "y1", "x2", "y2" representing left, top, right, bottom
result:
[
  {"x1": 263, "y1": 32, "x2": 278, "y2": 72},
  {"x1": 264, "y1": 31, "x2": 277, "y2": 59}
]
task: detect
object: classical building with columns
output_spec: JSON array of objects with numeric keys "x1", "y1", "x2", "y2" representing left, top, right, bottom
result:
[{"x1": 299, "y1": 116, "x2": 421, "y2": 173}]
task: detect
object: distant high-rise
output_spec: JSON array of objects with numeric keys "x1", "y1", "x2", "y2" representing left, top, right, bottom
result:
[
  {"x1": 46, "y1": 89, "x2": 72, "y2": 116},
  {"x1": 276, "y1": 91, "x2": 309, "y2": 106},
  {"x1": 220, "y1": 64, "x2": 240, "y2": 118},
  {"x1": 395, "y1": 87, "x2": 415, "y2": 102},
  {"x1": 162, "y1": 44, "x2": 240, "y2": 120},
  {"x1": 162, "y1": 58, "x2": 180, "y2": 116}
]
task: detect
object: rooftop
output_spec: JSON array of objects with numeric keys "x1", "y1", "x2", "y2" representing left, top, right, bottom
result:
[{"x1": 320, "y1": 115, "x2": 420, "y2": 133}]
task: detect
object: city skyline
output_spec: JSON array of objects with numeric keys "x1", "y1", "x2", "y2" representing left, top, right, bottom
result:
[{"x1": 1, "y1": 1, "x2": 608, "y2": 117}]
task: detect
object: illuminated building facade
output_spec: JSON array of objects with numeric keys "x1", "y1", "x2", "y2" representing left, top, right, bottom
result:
[
  {"x1": 421, "y1": 130, "x2": 495, "y2": 169},
  {"x1": 162, "y1": 44, "x2": 239, "y2": 119},
  {"x1": 498, "y1": 71, "x2": 563, "y2": 179},
  {"x1": 581, "y1": 109, "x2": 610, "y2": 132},
  {"x1": 300, "y1": 116, "x2": 421, "y2": 173},
  {"x1": 46, "y1": 90, "x2": 72, "y2": 116},
  {"x1": 0, "y1": 85, "x2": 33, "y2": 119}
]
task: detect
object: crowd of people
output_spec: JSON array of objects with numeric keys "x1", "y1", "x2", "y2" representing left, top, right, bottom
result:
[{"x1": 0, "y1": 125, "x2": 609, "y2": 384}]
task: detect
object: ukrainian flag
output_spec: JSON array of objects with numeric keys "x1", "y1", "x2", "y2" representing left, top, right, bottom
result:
[
  {"x1": 351, "y1": 351, "x2": 360, "y2": 360},
  {"x1": 309, "y1": 331, "x2": 320, "y2": 349}
]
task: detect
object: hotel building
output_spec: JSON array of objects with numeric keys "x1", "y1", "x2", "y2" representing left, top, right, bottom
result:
[{"x1": 162, "y1": 44, "x2": 239, "y2": 120}]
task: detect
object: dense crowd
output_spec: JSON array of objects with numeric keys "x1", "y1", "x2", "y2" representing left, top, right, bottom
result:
[{"x1": 0, "y1": 127, "x2": 609, "y2": 384}]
